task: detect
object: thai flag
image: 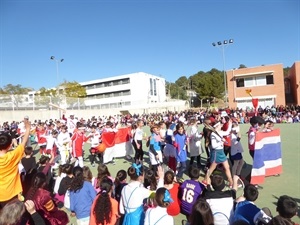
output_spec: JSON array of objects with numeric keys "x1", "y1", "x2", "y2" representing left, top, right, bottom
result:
[
  {"x1": 102, "y1": 127, "x2": 134, "y2": 163},
  {"x1": 251, "y1": 129, "x2": 283, "y2": 185}
]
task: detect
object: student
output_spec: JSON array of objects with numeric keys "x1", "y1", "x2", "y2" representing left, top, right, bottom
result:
[
  {"x1": 158, "y1": 121, "x2": 166, "y2": 153},
  {"x1": 0, "y1": 199, "x2": 46, "y2": 225},
  {"x1": 94, "y1": 164, "x2": 113, "y2": 193},
  {"x1": 36, "y1": 122, "x2": 47, "y2": 154},
  {"x1": 204, "y1": 119, "x2": 233, "y2": 187},
  {"x1": 53, "y1": 164, "x2": 67, "y2": 205},
  {"x1": 203, "y1": 174, "x2": 239, "y2": 225},
  {"x1": 144, "y1": 169, "x2": 158, "y2": 191},
  {"x1": 56, "y1": 125, "x2": 71, "y2": 165},
  {"x1": 164, "y1": 170, "x2": 181, "y2": 216},
  {"x1": 148, "y1": 124, "x2": 162, "y2": 174},
  {"x1": 21, "y1": 146, "x2": 37, "y2": 174},
  {"x1": 179, "y1": 166, "x2": 205, "y2": 220},
  {"x1": 230, "y1": 123, "x2": 244, "y2": 177},
  {"x1": 25, "y1": 172, "x2": 69, "y2": 225},
  {"x1": 58, "y1": 164, "x2": 74, "y2": 208},
  {"x1": 268, "y1": 195, "x2": 298, "y2": 225},
  {"x1": 132, "y1": 119, "x2": 145, "y2": 164},
  {"x1": 114, "y1": 169, "x2": 128, "y2": 225},
  {"x1": 233, "y1": 184, "x2": 272, "y2": 225},
  {"x1": 187, "y1": 119, "x2": 203, "y2": 168},
  {"x1": 0, "y1": 118, "x2": 30, "y2": 208},
  {"x1": 144, "y1": 187, "x2": 174, "y2": 225},
  {"x1": 173, "y1": 122, "x2": 188, "y2": 181},
  {"x1": 69, "y1": 166, "x2": 97, "y2": 225},
  {"x1": 163, "y1": 122, "x2": 177, "y2": 172},
  {"x1": 248, "y1": 116, "x2": 264, "y2": 159},
  {"x1": 45, "y1": 130, "x2": 59, "y2": 158},
  {"x1": 88, "y1": 125, "x2": 101, "y2": 166},
  {"x1": 189, "y1": 198, "x2": 214, "y2": 225},
  {"x1": 90, "y1": 176, "x2": 120, "y2": 225},
  {"x1": 71, "y1": 123, "x2": 88, "y2": 168},
  {"x1": 119, "y1": 164, "x2": 164, "y2": 225}
]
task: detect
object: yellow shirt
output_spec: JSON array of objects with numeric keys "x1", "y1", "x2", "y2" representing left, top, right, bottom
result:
[{"x1": 0, "y1": 145, "x2": 24, "y2": 201}]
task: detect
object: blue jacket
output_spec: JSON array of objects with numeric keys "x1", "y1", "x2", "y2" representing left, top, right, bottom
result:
[
  {"x1": 174, "y1": 133, "x2": 187, "y2": 162},
  {"x1": 70, "y1": 181, "x2": 96, "y2": 219}
]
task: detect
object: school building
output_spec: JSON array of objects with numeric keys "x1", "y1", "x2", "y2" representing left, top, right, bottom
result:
[{"x1": 226, "y1": 62, "x2": 300, "y2": 109}]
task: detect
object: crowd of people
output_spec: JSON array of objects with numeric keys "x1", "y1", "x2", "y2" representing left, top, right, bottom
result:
[{"x1": 0, "y1": 105, "x2": 299, "y2": 225}]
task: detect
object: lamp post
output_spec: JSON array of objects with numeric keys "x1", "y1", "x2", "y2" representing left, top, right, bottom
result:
[
  {"x1": 50, "y1": 56, "x2": 64, "y2": 85},
  {"x1": 212, "y1": 39, "x2": 234, "y2": 108}
]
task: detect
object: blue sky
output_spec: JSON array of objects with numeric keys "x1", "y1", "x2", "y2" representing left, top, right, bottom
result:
[{"x1": 0, "y1": 0, "x2": 299, "y2": 90}]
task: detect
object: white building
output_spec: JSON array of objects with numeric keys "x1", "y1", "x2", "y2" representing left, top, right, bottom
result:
[{"x1": 80, "y1": 72, "x2": 167, "y2": 109}]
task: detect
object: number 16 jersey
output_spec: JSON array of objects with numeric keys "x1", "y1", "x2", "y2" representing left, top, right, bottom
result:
[{"x1": 179, "y1": 179, "x2": 205, "y2": 215}]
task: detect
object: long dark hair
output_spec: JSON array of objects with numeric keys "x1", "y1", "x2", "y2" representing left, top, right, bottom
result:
[
  {"x1": 189, "y1": 198, "x2": 214, "y2": 225},
  {"x1": 93, "y1": 176, "x2": 113, "y2": 225},
  {"x1": 114, "y1": 169, "x2": 127, "y2": 187},
  {"x1": 69, "y1": 166, "x2": 84, "y2": 192},
  {"x1": 96, "y1": 164, "x2": 111, "y2": 188},
  {"x1": 26, "y1": 172, "x2": 47, "y2": 200}
]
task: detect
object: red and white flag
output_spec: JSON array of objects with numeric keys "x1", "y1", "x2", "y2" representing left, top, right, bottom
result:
[{"x1": 102, "y1": 127, "x2": 133, "y2": 163}]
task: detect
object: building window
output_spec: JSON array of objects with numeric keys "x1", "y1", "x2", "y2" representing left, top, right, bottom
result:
[
  {"x1": 236, "y1": 74, "x2": 274, "y2": 88},
  {"x1": 266, "y1": 75, "x2": 274, "y2": 84},
  {"x1": 244, "y1": 77, "x2": 254, "y2": 87},
  {"x1": 150, "y1": 78, "x2": 153, "y2": 95},
  {"x1": 236, "y1": 78, "x2": 244, "y2": 87},
  {"x1": 256, "y1": 76, "x2": 266, "y2": 86},
  {"x1": 153, "y1": 79, "x2": 157, "y2": 96}
]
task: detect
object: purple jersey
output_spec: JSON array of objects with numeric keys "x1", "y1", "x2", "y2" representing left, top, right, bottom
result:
[{"x1": 179, "y1": 179, "x2": 205, "y2": 215}]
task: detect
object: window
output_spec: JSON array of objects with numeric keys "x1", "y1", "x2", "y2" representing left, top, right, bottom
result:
[
  {"x1": 266, "y1": 75, "x2": 274, "y2": 84},
  {"x1": 244, "y1": 77, "x2": 254, "y2": 87},
  {"x1": 236, "y1": 75, "x2": 273, "y2": 88},
  {"x1": 153, "y1": 79, "x2": 157, "y2": 96},
  {"x1": 256, "y1": 76, "x2": 266, "y2": 86},
  {"x1": 150, "y1": 78, "x2": 153, "y2": 95},
  {"x1": 236, "y1": 78, "x2": 244, "y2": 87}
]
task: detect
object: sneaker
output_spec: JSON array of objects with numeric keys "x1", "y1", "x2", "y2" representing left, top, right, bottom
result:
[
  {"x1": 273, "y1": 174, "x2": 280, "y2": 177},
  {"x1": 125, "y1": 155, "x2": 132, "y2": 160},
  {"x1": 92, "y1": 163, "x2": 95, "y2": 167}
]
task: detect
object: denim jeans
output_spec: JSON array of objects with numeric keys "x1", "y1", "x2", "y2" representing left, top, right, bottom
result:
[{"x1": 177, "y1": 161, "x2": 187, "y2": 178}]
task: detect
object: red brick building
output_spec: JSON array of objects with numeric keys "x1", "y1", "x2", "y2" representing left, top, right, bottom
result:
[
  {"x1": 286, "y1": 61, "x2": 300, "y2": 105},
  {"x1": 227, "y1": 64, "x2": 287, "y2": 109}
]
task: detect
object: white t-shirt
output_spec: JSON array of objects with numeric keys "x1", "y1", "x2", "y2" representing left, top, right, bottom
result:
[{"x1": 144, "y1": 206, "x2": 174, "y2": 225}]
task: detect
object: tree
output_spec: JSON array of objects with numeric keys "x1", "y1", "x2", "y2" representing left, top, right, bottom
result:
[
  {"x1": 239, "y1": 64, "x2": 247, "y2": 69},
  {"x1": 191, "y1": 69, "x2": 224, "y2": 101},
  {"x1": 175, "y1": 76, "x2": 189, "y2": 90},
  {"x1": 35, "y1": 81, "x2": 87, "y2": 108},
  {"x1": 0, "y1": 84, "x2": 33, "y2": 108},
  {"x1": 283, "y1": 67, "x2": 290, "y2": 77}
]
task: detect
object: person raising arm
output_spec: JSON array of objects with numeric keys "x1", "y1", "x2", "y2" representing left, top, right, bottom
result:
[{"x1": 0, "y1": 117, "x2": 31, "y2": 208}]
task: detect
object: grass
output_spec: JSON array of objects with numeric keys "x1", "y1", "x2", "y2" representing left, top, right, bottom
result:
[{"x1": 40, "y1": 123, "x2": 300, "y2": 224}]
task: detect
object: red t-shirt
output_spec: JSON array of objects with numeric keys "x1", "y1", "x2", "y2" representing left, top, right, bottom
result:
[{"x1": 166, "y1": 183, "x2": 181, "y2": 216}]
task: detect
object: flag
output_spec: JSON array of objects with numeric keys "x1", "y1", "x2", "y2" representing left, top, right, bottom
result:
[
  {"x1": 102, "y1": 127, "x2": 133, "y2": 163},
  {"x1": 251, "y1": 129, "x2": 282, "y2": 185}
]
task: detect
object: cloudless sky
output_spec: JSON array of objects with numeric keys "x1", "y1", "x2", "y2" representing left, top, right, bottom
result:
[{"x1": 0, "y1": 0, "x2": 299, "y2": 90}]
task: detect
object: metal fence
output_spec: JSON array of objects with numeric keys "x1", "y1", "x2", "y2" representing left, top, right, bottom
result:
[{"x1": 0, "y1": 94, "x2": 188, "y2": 111}]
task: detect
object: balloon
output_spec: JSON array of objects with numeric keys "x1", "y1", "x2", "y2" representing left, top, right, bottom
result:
[{"x1": 97, "y1": 143, "x2": 106, "y2": 153}]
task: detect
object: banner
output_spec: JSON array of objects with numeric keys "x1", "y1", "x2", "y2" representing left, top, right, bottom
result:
[
  {"x1": 102, "y1": 127, "x2": 133, "y2": 163},
  {"x1": 250, "y1": 129, "x2": 282, "y2": 185}
]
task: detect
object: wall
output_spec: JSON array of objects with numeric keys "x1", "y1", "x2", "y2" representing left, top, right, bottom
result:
[
  {"x1": 0, "y1": 100, "x2": 188, "y2": 122},
  {"x1": 227, "y1": 64, "x2": 285, "y2": 108},
  {"x1": 288, "y1": 62, "x2": 300, "y2": 105}
]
